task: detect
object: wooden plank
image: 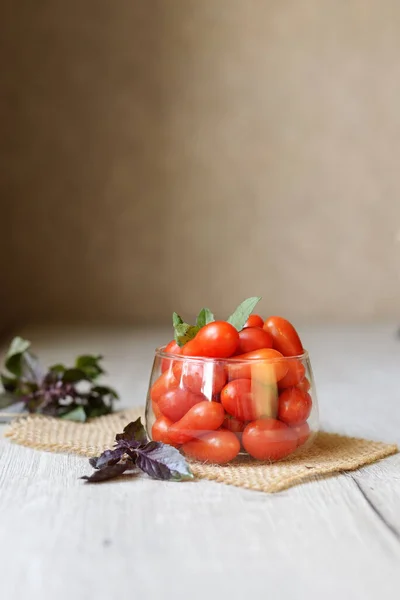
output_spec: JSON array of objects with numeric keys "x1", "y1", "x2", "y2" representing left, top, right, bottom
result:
[
  {"x1": 1, "y1": 436, "x2": 400, "y2": 600},
  {"x1": 1, "y1": 325, "x2": 400, "y2": 600}
]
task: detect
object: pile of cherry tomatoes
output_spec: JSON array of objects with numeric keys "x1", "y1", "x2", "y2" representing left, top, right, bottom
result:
[{"x1": 149, "y1": 315, "x2": 313, "y2": 464}]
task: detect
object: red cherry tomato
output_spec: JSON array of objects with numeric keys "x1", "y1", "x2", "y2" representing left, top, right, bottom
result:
[
  {"x1": 242, "y1": 418, "x2": 297, "y2": 460},
  {"x1": 182, "y1": 431, "x2": 240, "y2": 464},
  {"x1": 161, "y1": 340, "x2": 182, "y2": 372},
  {"x1": 168, "y1": 401, "x2": 225, "y2": 445},
  {"x1": 237, "y1": 327, "x2": 273, "y2": 354},
  {"x1": 172, "y1": 360, "x2": 226, "y2": 396},
  {"x1": 297, "y1": 378, "x2": 311, "y2": 393},
  {"x1": 278, "y1": 387, "x2": 312, "y2": 425},
  {"x1": 182, "y1": 321, "x2": 239, "y2": 358},
  {"x1": 227, "y1": 348, "x2": 288, "y2": 384},
  {"x1": 222, "y1": 414, "x2": 246, "y2": 433},
  {"x1": 158, "y1": 387, "x2": 205, "y2": 422},
  {"x1": 244, "y1": 314, "x2": 264, "y2": 328},
  {"x1": 152, "y1": 400, "x2": 163, "y2": 419},
  {"x1": 291, "y1": 422, "x2": 311, "y2": 447},
  {"x1": 150, "y1": 370, "x2": 178, "y2": 403},
  {"x1": 152, "y1": 416, "x2": 173, "y2": 445},
  {"x1": 278, "y1": 360, "x2": 306, "y2": 389},
  {"x1": 221, "y1": 378, "x2": 276, "y2": 421},
  {"x1": 263, "y1": 316, "x2": 304, "y2": 357}
]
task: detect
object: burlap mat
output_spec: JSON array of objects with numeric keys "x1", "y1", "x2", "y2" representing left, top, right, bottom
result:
[{"x1": 4, "y1": 407, "x2": 397, "y2": 493}]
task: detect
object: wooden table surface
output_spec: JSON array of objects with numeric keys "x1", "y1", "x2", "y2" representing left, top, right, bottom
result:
[{"x1": 1, "y1": 324, "x2": 400, "y2": 600}]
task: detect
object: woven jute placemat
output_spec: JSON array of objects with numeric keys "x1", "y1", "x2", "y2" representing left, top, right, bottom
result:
[{"x1": 4, "y1": 407, "x2": 397, "y2": 493}]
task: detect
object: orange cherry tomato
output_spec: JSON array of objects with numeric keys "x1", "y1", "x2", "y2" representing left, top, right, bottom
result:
[
  {"x1": 227, "y1": 348, "x2": 288, "y2": 384},
  {"x1": 237, "y1": 327, "x2": 273, "y2": 354},
  {"x1": 263, "y1": 316, "x2": 304, "y2": 357},
  {"x1": 152, "y1": 400, "x2": 163, "y2": 419},
  {"x1": 242, "y1": 418, "x2": 297, "y2": 460},
  {"x1": 297, "y1": 378, "x2": 311, "y2": 393},
  {"x1": 291, "y1": 422, "x2": 311, "y2": 447},
  {"x1": 182, "y1": 430, "x2": 240, "y2": 464},
  {"x1": 150, "y1": 370, "x2": 178, "y2": 403},
  {"x1": 244, "y1": 314, "x2": 264, "y2": 328},
  {"x1": 221, "y1": 378, "x2": 277, "y2": 421},
  {"x1": 182, "y1": 321, "x2": 239, "y2": 358},
  {"x1": 161, "y1": 340, "x2": 182, "y2": 372},
  {"x1": 278, "y1": 360, "x2": 306, "y2": 389},
  {"x1": 172, "y1": 360, "x2": 226, "y2": 396},
  {"x1": 278, "y1": 387, "x2": 312, "y2": 425},
  {"x1": 222, "y1": 414, "x2": 247, "y2": 433},
  {"x1": 168, "y1": 401, "x2": 225, "y2": 445},
  {"x1": 158, "y1": 387, "x2": 205, "y2": 422},
  {"x1": 152, "y1": 416, "x2": 173, "y2": 445}
]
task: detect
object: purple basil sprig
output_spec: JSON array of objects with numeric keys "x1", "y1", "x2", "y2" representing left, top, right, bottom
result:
[
  {"x1": 0, "y1": 337, "x2": 118, "y2": 421},
  {"x1": 81, "y1": 418, "x2": 194, "y2": 483}
]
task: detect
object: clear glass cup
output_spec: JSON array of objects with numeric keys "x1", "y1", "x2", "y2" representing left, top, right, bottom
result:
[{"x1": 145, "y1": 347, "x2": 318, "y2": 464}]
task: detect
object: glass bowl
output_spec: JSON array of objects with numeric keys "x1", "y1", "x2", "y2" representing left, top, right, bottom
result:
[{"x1": 145, "y1": 347, "x2": 318, "y2": 464}]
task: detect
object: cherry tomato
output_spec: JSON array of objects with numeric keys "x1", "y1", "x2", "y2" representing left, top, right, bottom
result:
[
  {"x1": 172, "y1": 360, "x2": 226, "y2": 396},
  {"x1": 237, "y1": 327, "x2": 273, "y2": 354},
  {"x1": 242, "y1": 418, "x2": 297, "y2": 460},
  {"x1": 278, "y1": 360, "x2": 306, "y2": 389},
  {"x1": 182, "y1": 321, "x2": 239, "y2": 358},
  {"x1": 244, "y1": 314, "x2": 264, "y2": 328},
  {"x1": 150, "y1": 370, "x2": 178, "y2": 403},
  {"x1": 161, "y1": 340, "x2": 182, "y2": 372},
  {"x1": 278, "y1": 387, "x2": 312, "y2": 425},
  {"x1": 297, "y1": 378, "x2": 311, "y2": 393},
  {"x1": 168, "y1": 401, "x2": 225, "y2": 445},
  {"x1": 158, "y1": 387, "x2": 205, "y2": 422},
  {"x1": 263, "y1": 316, "x2": 304, "y2": 357},
  {"x1": 182, "y1": 431, "x2": 240, "y2": 464},
  {"x1": 152, "y1": 400, "x2": 163, "y2": 419},
  {"x1": 227, "y1": 348, "x2": 288, "y2": 384},
  {"x1": 222, "y1": 414, "x2": 246, "y2": 433},
  {"x1": 221, "y1": 378, "x2": 277, "y2": 421},
  {"x1": 291, "y1": 422, "x2": 311, "y2": 447},
  {"x1": 152, "y1": 416, "x2": 173, "y2": 445}
]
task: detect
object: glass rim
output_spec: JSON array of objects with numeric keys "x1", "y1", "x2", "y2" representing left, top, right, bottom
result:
[{"x1": 155, "y1": 345, "x2": 309, "y2": 363}]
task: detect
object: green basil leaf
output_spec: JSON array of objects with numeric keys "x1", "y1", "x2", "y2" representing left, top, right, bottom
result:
[
  {"x1": 1, "y1": 373, "x2": 18, "y2": 393},
  {"x1": 196, "y1": 308, "x2": 215, "y2": 328},
  {"x1": 60, "y1": 406, "x2": 87, "y2": 422},
  {"x1": 49, "y1": 363, "x2": 67, "y2": 375},
  {"x1": 5, "y1": 337, "x2": 31, "y2": 377},
  {"x1": 174, "y1": 323, "x2": 199, "y2": 347},
  {"x1": 62, "y1": 368, "x2": 88, "y2": 383},
  {"x1": 91, "y1": 385, "x2": 119, "y2": 400},
  {"x1": 75, "y1": 355, "x2": 104, "y2": 380},
  {"x1": 21, "y1": 352, "x2": 43, "y2": 384},
  {"x1": 227, "y1": 297, "x2": 262, "y2": 331},
  {"x1": 0, "y1": 391, "x2": 19, "y2": 409},
  {"x1": 172, "y1": 312, "x2": 184, "y2": 328},
  {"x1": 172, "y1": 312, "x2": 200, "y2": 346}
]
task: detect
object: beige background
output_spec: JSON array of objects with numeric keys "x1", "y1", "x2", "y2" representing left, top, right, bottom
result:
[{"x1": 2, "y1": 0, "x2": 400, "y2": 329}]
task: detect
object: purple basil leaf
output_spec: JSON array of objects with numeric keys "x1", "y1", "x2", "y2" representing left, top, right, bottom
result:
[
  {"x1": 133, "y1": 441, "x2": 194, "y2": 482},
  {"x1": 90, "y1": 447, "x2": 127, "y2": 470},
  {"x1": 115, "y1": 418, "x2": 148, "y2": 444},
  {"x1": 81, "y1": 463, "x2": 131, "y2": 483}
]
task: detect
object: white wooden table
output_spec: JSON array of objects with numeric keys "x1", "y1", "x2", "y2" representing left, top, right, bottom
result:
[{"x1": 1, "y1": 324, "x2": 400, "y2": 600}]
